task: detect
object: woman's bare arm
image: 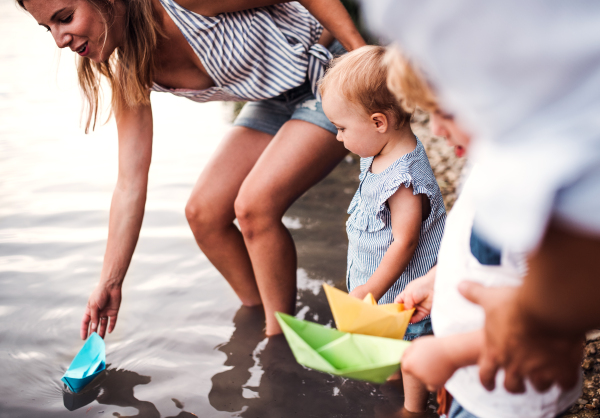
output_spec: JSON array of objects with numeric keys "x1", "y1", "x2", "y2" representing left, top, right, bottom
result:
[
  {"x1": 80, "y1": 100, "x2": 153, "y2": 339},
  {"x1": 176, "y1": 0, "x2": 366, "y2": 51},
  {"x1": 299, "y1": 0, "x2": 365, "y2": 51}
]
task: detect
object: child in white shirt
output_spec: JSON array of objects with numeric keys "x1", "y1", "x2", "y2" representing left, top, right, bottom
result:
[{"x1": 387, "y1": 47, "x2": 581, "y2": 418}]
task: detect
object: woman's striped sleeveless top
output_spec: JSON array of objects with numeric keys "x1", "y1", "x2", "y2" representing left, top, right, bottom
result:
[
  {"x1": 151, "y1": 0, "x2": 332, "y2": 102},
  {"x1": 346, "y1": 138, "x2": 446, "y2": 304}
]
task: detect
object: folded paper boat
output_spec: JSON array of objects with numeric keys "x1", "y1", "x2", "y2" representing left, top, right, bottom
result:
[
  {"x1": 276, "y1": 312, "x2": 410, "y2": 383},
  {"x1": 61, "y1": 332, "x2": 106, "y2": 393},
  {"x1": 323, "y1": 284, "x2": 415, "y2": 340}
]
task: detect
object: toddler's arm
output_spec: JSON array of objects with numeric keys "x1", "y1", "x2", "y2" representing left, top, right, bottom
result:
[
  {"x1": 402, "y1": 330, "x2": 484, "y2": 391},
  {"x1": 349, "y1": 185, "x2": 423, "y2": 301},
  {"x1": 395, "y1": 266, "x2": 436, "y2": 323}
]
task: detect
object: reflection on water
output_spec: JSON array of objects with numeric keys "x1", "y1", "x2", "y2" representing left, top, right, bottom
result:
[
  {"x1": 63, "y1": 368, "x2": 196, "y2": 417},
  {"x1": 1, "y1": 1, "x2": 438, "y2": 417}
]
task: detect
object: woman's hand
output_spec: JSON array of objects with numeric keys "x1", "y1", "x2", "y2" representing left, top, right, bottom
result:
[
  {"x1": 395, "y1": 266, "x2": 436, "y2": 323},
  {"x1": 81, "y1": 283, "x2": 122, "y2": 339},
  {"x1": 459, "y1": 281, "x2": 584, "y2": 393}
]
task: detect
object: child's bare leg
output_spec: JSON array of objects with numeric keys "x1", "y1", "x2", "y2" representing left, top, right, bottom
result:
[{"x1": 402, "y1": 370, "x2": 429, "y2": 413}]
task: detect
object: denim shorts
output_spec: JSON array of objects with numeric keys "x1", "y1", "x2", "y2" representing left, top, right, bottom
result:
[
  {"x1": 403, "y1": 317, "x2": 433, "y2": 341},
  {"x1": 448, "y1": 399, "x2": 570, "y2": 418},
  {"x1": 233, "y1": 41, "x2": 346, "y2": 136}
]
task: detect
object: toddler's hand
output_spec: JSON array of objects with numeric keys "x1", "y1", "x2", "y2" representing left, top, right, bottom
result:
[
  {"x1": 349, "y1": 284, "x2": 371, "y2": 300},
  {"x1": 395, "y1": 269, "x2": 435, "y2": 323},
  {"x1": 401, "y1": 335, "x2": 458, "y2": 391}
]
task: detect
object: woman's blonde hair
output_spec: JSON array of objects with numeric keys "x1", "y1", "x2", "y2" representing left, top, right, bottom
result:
[
  {"x1": 319, "y1": 45, "x2": 411, "y2": 129},
  {"x1": 384, "y1": 45, "x2": 439, "y2": 114},
  {"x1": 18, "y1": 0, "x2": 162, "y2": 133}
]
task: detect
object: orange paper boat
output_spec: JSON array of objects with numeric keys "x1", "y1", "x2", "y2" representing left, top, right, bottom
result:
[{"x1": 323, "y1": 284, "x2": 414, "y2": 340}]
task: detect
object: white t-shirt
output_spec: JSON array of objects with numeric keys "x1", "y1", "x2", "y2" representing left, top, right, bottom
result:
[
  {"x1": 362, "y1": 0, "x2": 600, "y2": 252},
  {"x1": 431, "y1": 166, "x2": 581, "y2": 418}
]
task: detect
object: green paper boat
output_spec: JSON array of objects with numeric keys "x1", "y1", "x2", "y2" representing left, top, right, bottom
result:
[{"x1": 275, "y1": 312, "x2": 410, "y2": 384}]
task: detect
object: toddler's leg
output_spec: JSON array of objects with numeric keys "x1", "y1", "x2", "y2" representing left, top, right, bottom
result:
[{"x1": 402, "y1": 370, "x2": 429, "y2": 413}]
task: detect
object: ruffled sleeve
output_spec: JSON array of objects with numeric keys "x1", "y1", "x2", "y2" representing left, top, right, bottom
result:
[
  {"x1": 347, "y1": 158, "x2": 393, "y2": 232},
  {"x1": 347, "y1": 158, "x2": 370, "y2": 215},
  {"x1": 347, "y1": 147, "x2": 437, "y2": 233},
  {"x1": 376, "y1": 173, "x2": 415, "y2": 216}
]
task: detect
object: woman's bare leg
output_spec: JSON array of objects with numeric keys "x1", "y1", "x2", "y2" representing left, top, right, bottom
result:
[
  {"x1": 185, "y1": 126, "x2": 272, "y2": 307},
  {"x1": 234, "y1": 120, "x2": 347, "y2": 335}
]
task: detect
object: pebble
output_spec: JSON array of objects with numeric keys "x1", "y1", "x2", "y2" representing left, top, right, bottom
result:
[{"x1": 586, "y1": 330, "x2": 600, "y2": 341}]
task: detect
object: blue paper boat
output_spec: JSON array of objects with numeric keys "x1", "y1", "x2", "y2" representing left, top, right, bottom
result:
[{"x1": 61, "y1": 332, "x2": 106, "y2": 393}]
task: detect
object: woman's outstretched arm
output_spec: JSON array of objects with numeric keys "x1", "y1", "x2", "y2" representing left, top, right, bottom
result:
[
  {"x1": 177, "y1": 0, "x2": 366, "y2": 51},
  {"x1": 80, "y1": 100, "x2": 153, "y2": 340}
]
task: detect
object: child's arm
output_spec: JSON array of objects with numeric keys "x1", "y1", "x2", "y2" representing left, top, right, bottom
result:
[
  {"x1": 349, "y1": 185, "x2": 423, "y2": 301},
  {"x1": 395, "y1": 265, "x2": 437, "y2": 323},
  {"x1": 177, "y1": 0, "x2": 366, "y2": 51},
  {"x1": 402, "y1": 330, "x2": 484, "y2": 391}
]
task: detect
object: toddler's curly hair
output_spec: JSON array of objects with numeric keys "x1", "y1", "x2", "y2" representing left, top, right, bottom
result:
[
  {"x1": 384, "y1": 45, "x2": 439, "y2": 114},
  {"x1": 319, "y1": 45, "x2": 412, "y2": 129}
]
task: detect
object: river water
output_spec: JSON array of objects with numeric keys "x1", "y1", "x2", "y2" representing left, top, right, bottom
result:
[{"x1": 0, "y1": 2, "x2": 438, "y2": 417}]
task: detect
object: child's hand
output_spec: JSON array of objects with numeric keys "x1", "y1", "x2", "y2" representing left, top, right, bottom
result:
[
  {"x1": 349, "y1": 284, "x2": 371, "y2": 300},
  {"x1": 395, "y1": 267, "x2": 436, "y2": 323},
  {"x1": 401, "y1": 335, "x2": 458, "y2": 391}
]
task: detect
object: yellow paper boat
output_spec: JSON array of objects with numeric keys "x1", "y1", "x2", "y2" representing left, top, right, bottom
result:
[{"x1": 323, "y1": 284, "x2": 415, "y2": 340}]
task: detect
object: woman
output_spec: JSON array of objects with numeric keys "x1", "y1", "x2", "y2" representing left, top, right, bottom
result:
[{"x1": 20, "y1": 0, "x2": 365, "y2": 338}]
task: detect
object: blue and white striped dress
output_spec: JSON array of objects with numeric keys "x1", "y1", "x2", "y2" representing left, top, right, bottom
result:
[
  {"x1": 151, "y1": 0, "x2": 332, "y2": 101},
  {"x1": 346, "y1": 138, "x2": 446, "y2": 304}
]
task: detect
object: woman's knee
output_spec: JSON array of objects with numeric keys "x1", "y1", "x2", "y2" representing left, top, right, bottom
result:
[
  {"x1": 234, "y1": 191, "x2": 280, "y2": 240},
  {"x1": 185, "y1": 197, "x2": 230, "y2": 236}
]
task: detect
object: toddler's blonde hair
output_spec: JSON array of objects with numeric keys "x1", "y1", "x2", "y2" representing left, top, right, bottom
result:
[
  {"x1": 384, "y1": 45, "x2": 439, "y2": 113},
  {"x1": 319, "y1": 45, "x2": 411, "y2": 129}
]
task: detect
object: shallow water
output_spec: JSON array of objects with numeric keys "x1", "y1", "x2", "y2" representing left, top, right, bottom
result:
[{"x1": 0, "y1": 3, "x2": 438, "y2": 417}]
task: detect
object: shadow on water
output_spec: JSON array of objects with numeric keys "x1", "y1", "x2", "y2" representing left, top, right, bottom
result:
[{"x1": 62, "y1": 368, "x2": 196, "y2": 417}]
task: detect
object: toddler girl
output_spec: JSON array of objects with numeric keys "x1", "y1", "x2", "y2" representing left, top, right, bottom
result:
[{"x1": 319, "y1": 45, "x2": 446, "y2": 414}]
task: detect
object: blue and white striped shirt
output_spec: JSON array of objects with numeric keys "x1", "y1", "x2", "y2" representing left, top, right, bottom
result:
[
  {"x1": 152, "y1": 0, "x2": 332, "y2": 101},
  {"x1": 346, "y1": 139, "x2": 446, "y2": 304}
]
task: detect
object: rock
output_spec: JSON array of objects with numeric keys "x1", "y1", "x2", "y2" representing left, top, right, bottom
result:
[
  {"x1": 579, "y1": 398, "x2": 589, "y2": 405},
  {"x1": 586, "y1": 330, "x2": 600, "y2": 341},
  {"x1": 583, "y1": 359, "x2": 593, "y2": 370}
]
